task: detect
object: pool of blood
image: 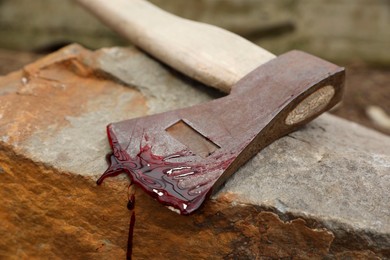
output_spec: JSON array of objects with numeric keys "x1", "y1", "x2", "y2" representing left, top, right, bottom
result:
[
  {"x1": 97, "y1": 126, "x2": 234, "y2": 214},
  {"x1": 97, "y1": 128, "x2": 205, "y2": 215},
  {"x1": 97, "y1": 148, "x2": 208, "y2": 214}
]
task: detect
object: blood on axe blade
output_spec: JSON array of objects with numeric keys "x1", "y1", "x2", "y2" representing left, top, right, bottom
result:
[{"x1": 76, "y1": 0, "x2": 345, "y2": 214}]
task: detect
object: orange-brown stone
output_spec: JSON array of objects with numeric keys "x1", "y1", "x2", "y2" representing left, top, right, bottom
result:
[
  {"x1": 0, "y1": 148, "x2": 336, "y2": 259},
  {"x1": 0, "y1": 45, "x2": 147, "y2": 144}
]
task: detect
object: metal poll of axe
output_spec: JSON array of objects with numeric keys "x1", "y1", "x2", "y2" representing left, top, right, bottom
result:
[{"x1": 76, "y1": 0, "x2": 345, "y2": 214}]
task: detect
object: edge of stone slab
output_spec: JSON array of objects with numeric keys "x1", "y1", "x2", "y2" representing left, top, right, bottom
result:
[
  {"x1": 1, "y1": 141, "x2": 387, "y2": 257},
  {"x1": 215, "y1": 113, "x2": 390, "y2": 255},
  {"x1": 214, "y1": 193, "x2": 389, "y2": 257}
]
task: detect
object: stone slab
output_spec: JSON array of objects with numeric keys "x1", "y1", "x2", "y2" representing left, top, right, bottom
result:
[{"x1": 0, "y1": 44, "x2": 389, "y2": 257}]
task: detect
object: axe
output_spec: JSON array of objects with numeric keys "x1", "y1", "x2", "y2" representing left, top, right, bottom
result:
[{"x1": 76, "y1": 0, "x2": 345, "y2": 214}]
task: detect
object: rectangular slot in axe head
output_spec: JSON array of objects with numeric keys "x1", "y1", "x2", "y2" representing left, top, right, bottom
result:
[{"x1": 166, "y1": 120, "x2": 220, "y2": 158}]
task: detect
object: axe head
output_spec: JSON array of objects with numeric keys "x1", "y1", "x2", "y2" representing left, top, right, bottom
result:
[{"x1": 97, "y1": 51, "x2": 345, "y2": 215}]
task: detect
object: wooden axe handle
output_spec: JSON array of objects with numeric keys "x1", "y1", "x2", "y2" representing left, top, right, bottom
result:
[{"x1": 75, "y1": 0, "x2": 275, "y2": 93}]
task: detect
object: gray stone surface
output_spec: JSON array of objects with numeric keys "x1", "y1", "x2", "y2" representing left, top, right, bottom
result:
[
  {"x1": 217, "y1": 113, "x2": 390, "y2": 250},
  {"x1": 20, "y1": 46, "x2": 220, "y2": 177},
  {"x1": 1, "y1": 45, "x2": 389, "y2": 253},
  {"x1": 91, "y1": 47, "x2": 223, "y2": 114}
]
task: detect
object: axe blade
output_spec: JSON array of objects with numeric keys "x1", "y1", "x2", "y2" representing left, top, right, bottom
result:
[{"x1": 97, "y1": 51, "x2": 345, "y2": 214}]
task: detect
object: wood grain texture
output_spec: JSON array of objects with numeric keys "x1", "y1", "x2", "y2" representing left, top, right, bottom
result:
[{"x1": 75, "y1": 0, "x2": 275, "y2": 92}]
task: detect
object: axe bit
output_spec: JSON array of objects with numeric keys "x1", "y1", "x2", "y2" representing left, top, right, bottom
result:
[{"x1": 76, "y1": 0, "x2": 345, "y2": 214}]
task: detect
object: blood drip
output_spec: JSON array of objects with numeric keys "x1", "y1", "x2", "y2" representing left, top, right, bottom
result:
[
  {"x1": 127, "y1": 194, "x2": 135, "y2": 211},
  {"x1": 125, "y1": 182, "x2": 136, "y2": 259},
  {"x1": 126, "y1": 211, "x2": 136, "y2": 260}
]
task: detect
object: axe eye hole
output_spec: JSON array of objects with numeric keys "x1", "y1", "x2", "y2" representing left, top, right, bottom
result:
[{"x1": 285, "y1": 85, "x2": 335, "y2": 125}]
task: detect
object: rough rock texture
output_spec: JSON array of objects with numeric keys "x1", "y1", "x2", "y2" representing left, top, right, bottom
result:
[
  {"x1": 0, "y1": 149, "x2": 336, "y2": 259},
  {"x1": 0, "y1": 44, "x2": 389, "y2": 258},
  {"x1": 218, "y1": 114, "x2": 390, "y2": 255}
]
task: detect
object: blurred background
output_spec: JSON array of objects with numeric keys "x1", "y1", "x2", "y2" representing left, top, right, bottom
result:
[{"x1": 0, "y1": 0, "x2": 389, "y2": 135}]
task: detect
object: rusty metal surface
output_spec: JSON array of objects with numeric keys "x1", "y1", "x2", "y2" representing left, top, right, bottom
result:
[{"x1": 98, "y1": 51, "x2": 345, "y2": 214}]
